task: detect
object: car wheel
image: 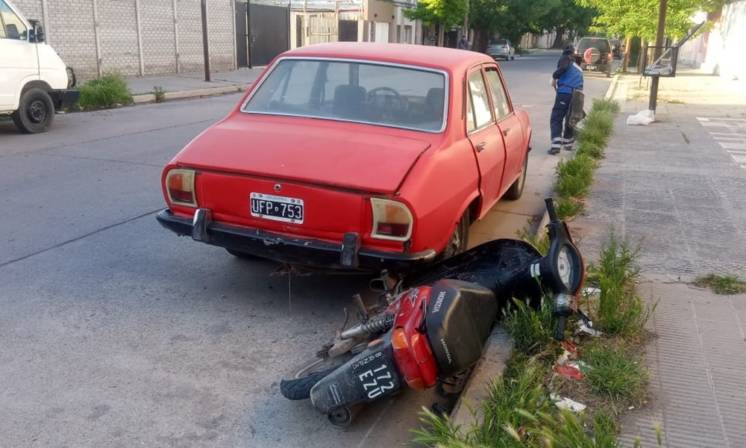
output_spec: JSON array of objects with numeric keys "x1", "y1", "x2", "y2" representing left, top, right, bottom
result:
[
  {"x1": 504, "y1": 154, "x2": 528, "y2": 200},
  {"x1": 226, "y1": 248, "x2": 263, "y2": 260},
  {"x1": 442, "y1": 212, "x2": 470, "y2": 259},
  {"x1": 12, "y1": 87, "x2": 55, "y2": 134}
]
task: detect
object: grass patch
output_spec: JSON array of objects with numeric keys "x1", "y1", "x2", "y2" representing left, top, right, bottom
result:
[
  {"x1": 552, "y1": 99, "x2": 618, "y2": 220},
  {"x1": 503, "y1": 299, "x2": 555, "y2": 354},
  {"x1": 78, "y1": 73, "x2": 133, "y2": 110},
  {"x1": 416, "y1": 228, "x2": 652, "y2": 447},
  {"x1": 587, "y1": 233, "x2": 652, "y2": 337},
  {"x1": 583, "y1": 341, "x2": 647, "y2": 403},
  {"x1": 694, "y1": 274, "x2": 746, "y2": 295},
  {"x1": 516, "y1": 225, "x2": 549, "y2": 255},
  {"x1": 153, "y1": 85, "x2": 166, "y2": 103}
]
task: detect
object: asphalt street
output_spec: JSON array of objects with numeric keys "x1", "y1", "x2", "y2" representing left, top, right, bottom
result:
[{"x1": 0, "y1": 51, "x2": 610, "y2": 447}]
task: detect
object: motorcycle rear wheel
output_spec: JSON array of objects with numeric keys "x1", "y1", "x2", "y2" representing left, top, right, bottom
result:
[{"x1": 280, "y1": 354, "x2": 353, "y2": 400}]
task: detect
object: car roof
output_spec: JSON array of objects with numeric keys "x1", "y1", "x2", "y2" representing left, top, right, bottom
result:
[{"x1": 280, "y1": 42, "x2": 493, "y2": 73}]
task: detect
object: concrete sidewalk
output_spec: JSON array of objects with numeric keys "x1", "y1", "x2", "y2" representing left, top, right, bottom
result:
[
  {"x1": 125, "y1": 67, "x2": 265, "y2": 103},
  {"x1": 573, "y1": 73, "x2": 746, "y2": 447}
]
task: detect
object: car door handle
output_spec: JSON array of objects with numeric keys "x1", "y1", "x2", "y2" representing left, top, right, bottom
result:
[{"x1": 475, "y1": 141, "x2": 487, "y2": 152}]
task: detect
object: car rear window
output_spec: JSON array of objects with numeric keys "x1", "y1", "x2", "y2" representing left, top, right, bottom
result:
[
  {"x1": 243, "y1": 59, "x2": 447, "y2": 132},
  {"x1": 577, "y1": 38, "x2": 610, "y2": 53}
]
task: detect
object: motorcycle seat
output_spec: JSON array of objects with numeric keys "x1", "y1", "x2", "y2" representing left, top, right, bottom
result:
[{"x1": 425, "y1": 279, "x2": 498, "y2": 377}]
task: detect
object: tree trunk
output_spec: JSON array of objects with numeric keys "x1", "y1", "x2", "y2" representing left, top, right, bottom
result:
[
  {"x1": 622, "y1": 35, "x2": 632, "y2": 73},
  {"x1": 637, "y1": 39, "x2": 646, "y2": 73},
  {"x1": 437, "y1": 23, "x2": 445, "y2": 46},
  {"x1": 552, "y1": 28, "x2": 565, "y2": 49}
]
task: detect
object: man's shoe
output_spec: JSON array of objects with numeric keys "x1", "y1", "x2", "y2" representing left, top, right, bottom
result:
[{"x1": 548, "y1": 147, "x2": 561, "y2": 155}]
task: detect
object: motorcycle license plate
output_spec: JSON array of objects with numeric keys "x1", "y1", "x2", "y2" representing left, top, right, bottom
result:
[
  {"x1": 250, "y1": 192, "x2": 304, "y2": 224},
  {"x1": 352, "y1": 351, "x2": 398, "y2": 400}
]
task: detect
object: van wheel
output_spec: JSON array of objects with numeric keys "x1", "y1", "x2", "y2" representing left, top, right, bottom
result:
[
  {"x1": 12, "y1": 88, "x2": 55, "y2": 134},
  {"x1": 504, "y1": 154, "x2": 528, "y2": 200},
  {"x1": 442, "y1": 212, "x2": 470, "y2": 259}
]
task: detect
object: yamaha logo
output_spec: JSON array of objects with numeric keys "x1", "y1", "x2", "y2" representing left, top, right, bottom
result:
[{"x1": 273, "y1": 183, "x2": 282, "y2": 192}]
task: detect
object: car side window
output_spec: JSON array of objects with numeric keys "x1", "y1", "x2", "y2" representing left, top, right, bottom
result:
[
  {"x1": 467, "y1": 71, "x2": 493, "y2": 131},
  {"x1": 466, "y1": 86, "x2": 476, "y2": 132},
  {"x1": 0, "y1": 1, "x2": 28, "y2": 40},
  {"x1": 484, "y1": 67, "x2": 511, "y2": 120}
]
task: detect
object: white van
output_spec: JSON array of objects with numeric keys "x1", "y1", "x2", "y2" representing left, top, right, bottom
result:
[{"x1": 0, "y1": 0, "x2": 78, "y2": 133}]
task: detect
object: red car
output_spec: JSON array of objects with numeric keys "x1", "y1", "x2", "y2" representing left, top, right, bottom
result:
[{"x1": 157, "y1": 43, "x2": 531, "y2": 270}]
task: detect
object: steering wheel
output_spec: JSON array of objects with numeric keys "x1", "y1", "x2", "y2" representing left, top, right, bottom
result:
[{"x1": 367, "y1": 86, "x2": 401, "y2": 102}]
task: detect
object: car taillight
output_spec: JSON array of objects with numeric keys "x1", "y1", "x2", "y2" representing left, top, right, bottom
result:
[
  {"x1": 165, "y1": 168, "x2": 197, "y2": 207},
  {"x1": 370, "y1": 198, "x2": 413, "y2": 241}
]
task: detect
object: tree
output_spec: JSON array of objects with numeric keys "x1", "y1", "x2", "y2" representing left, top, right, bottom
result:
[
  {"x1": 469, "y1": 0, "x2": 558, "y2": 51},
  {"x1": 538, "y1": 0, "x2": 597, "y2": 48},
  {"x1": 405, "y1": 0, "x2": 468, "y2": 46}
]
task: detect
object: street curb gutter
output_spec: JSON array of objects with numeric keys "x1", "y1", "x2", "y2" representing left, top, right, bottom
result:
[
  {"x1": 132, "y1": 85, "x2": 245, "y2": 104},
  {"x1": 447, "y1": 73, "x2": 620, "y2": 435},
  {"x1": 448, "y1": 213, "x2": 546, "y2": 435}
]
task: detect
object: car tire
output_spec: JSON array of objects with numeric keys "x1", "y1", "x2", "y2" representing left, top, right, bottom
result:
[
  {"x1": 226, "y1": 248, "x2": 263, "y2": 260},
  {"x1": 504, "y1": 154, "x2": 528, "y2": 201},
  {"x1": 12, "y1": 87, "x2": 55, "y2": 134},
  {"x1": 442, "y1": 211, "x2": 470, "y2": 259}
]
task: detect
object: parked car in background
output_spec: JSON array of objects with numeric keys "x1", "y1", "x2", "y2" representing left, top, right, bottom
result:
[
  {"x1": 486, "y1": 39, "x2": 515, "y2": 61},
  {"x1": 575, "y1": 37, "x2": 613, "y2": 77},
  {"x1": 0, "y1": 0, "x2": 78, "y2": 133},
  {"x1": 157, "y1": 43, "x2": 532, "y2": 271}
]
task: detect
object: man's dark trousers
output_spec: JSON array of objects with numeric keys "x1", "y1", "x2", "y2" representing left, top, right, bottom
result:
[{"x1": 550, "y1": 92, "x2": 573, "y2": 153}]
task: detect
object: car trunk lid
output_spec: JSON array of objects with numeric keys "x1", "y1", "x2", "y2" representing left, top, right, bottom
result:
[{"x1": 176, "y1": 115, "x2": 432, "y2": 194}]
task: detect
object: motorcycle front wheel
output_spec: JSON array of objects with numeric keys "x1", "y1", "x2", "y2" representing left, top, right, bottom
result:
[{"x1": 280, "y1": 354, "x2": 354, "y2": 400}]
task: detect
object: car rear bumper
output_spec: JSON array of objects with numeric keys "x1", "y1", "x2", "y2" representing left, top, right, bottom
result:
[
  {"x1": 156, "y1": 209, "x2": 437, "y2": 271},
  {"x1": 49, "y1": 89, "x2": 80, "y2": 110}
]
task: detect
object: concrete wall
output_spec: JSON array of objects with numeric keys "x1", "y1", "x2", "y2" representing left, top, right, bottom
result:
[
  {"x1": 12, "y1": 0, "x2": 237, "y2": 80},
  {"x1": 703, "y1": 0, "x2": 746, "y2": 80}
]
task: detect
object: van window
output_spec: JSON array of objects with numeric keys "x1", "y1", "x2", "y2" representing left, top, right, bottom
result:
[{"x1": 0, "y1": 0, "x2": 28, "y2": 40}]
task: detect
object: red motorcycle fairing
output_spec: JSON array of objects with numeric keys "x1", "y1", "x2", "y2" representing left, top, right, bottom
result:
[{"x1": 391, "y1": 286, "x2": 439, "y2": 390}]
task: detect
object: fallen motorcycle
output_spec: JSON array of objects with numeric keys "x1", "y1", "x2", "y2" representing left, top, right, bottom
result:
[{"x1": 280, "y1": 198, "x2": 585, "y2": 426}]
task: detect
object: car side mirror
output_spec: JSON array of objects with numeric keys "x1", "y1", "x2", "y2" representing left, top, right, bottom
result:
[{"x1": 29, "y1": 20, "x2": 45, "y2": 43}]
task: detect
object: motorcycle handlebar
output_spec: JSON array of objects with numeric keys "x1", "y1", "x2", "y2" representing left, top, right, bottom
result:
[{"x1": 545, "y1": 198, "x2": 559, "y2": 223}]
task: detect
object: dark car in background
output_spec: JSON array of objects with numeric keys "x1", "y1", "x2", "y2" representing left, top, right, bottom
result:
[
  {"x1": 576, "y1": 37, "x2": 613, "y2": 77},
  {"x1": 486, "y1": 39, "x2": 515, "y2": 61}
]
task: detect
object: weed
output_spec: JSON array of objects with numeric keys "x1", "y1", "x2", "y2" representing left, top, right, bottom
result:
[
  {"x1": 79, "y1": 73, "x2": 133, "y2": 110},
  {"x1": 552, "y1": 99, "x2": 617, "y2": 220},
  {"x1": 516, "y1": 225, "x2": 549, "y2": 256},
  {"x1": 472, "y1": 357, "x2": 551, "y2": 447},
  {"x1": 694, "y1": 274, "x2": 746, "y2": 295},
  {"x1": 533, "y1": 410, "x2": 619, "y2": 447},
  {"x1": 588, "y1": 232, "x2": 651, "y2": 336},
  {"x1": 153, "y1": 86, "x2": 166, "y2": 103},
  {"x1": 503, "y1": 299, "x2": 555, "y2": 354},
  {"x1": 557, "y1": 197, "x2": 584, "y2": 219},
  {"x1": 582, "y1": 341, "x2": 647, "y2": 403},
  {"x1": 556, "y1": 154, "x2": 595, "y2": 198}
]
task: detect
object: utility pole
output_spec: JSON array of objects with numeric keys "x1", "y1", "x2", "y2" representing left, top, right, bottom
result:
[
  {"x1": 201, "y1": 0, "x2": 211, "y2": 82},
  {"x1": 648, "y1": 0, "x2": 667, "y2": 112}
]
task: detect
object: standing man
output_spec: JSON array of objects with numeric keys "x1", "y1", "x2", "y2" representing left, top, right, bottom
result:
[{"x1": 549, "y1": 45, "x2": 584, "y2": 154}]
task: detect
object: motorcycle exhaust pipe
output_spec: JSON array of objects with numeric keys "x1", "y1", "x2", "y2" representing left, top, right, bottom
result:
[{"x1": 340, "y1": 313, "x2": 394, "y2": 340}]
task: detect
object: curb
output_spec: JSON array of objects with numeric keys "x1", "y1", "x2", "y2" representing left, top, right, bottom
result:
[
  {"x1": 132, "y1": 85, "x2": 245, "y2": 104},
  {"x1": 604, "y1": 73, "x2": 621, "y2": 101},
  {"x1": 448, "y1": 210, "x2": 548, "y2": 433}
]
